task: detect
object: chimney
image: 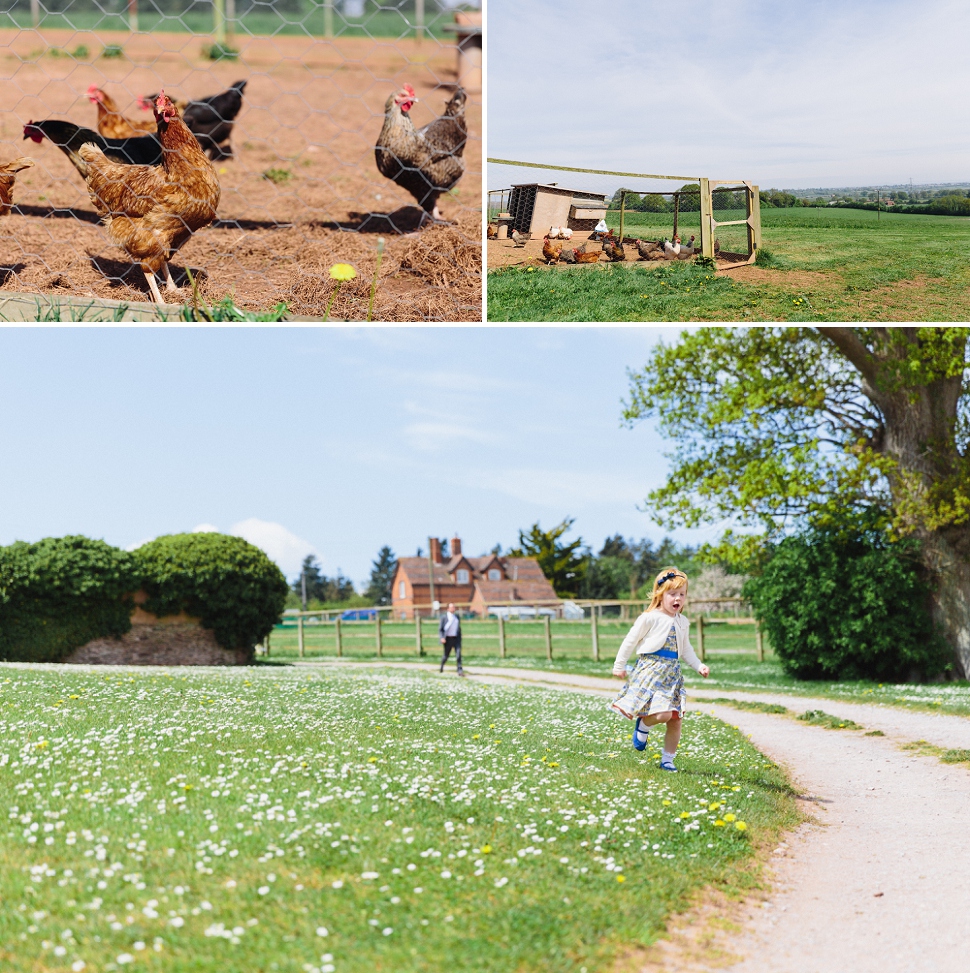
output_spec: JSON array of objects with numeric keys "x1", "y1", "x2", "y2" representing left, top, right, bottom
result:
[
  {"x1": 429, "y1": 537, "x2": 443, "y2": 564},
  {"x1": 451, "y1": 536, "x2": 462, "y2": 558}
]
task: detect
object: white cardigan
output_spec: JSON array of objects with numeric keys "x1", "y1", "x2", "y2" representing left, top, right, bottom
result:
[{"x1": 612, "y1": 610, "x2": 703, "y2": 674}]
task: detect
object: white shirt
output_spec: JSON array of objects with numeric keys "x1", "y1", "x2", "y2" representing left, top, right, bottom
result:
[
  {"x1": 442, "y1": 612, "x2": 459, "y2": 637},
  {"x1": 612, "y1": 610, "x2": 703, "y2": 674}
]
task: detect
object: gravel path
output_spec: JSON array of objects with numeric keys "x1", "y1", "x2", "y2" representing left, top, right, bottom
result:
[{"x1": 304, "y1": 660, "x2": 970, "y2": 971}]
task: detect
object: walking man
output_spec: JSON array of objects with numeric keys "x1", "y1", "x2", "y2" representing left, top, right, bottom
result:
[{"x1": 438, "y1": 602, "x2": 464, "y2": 676}]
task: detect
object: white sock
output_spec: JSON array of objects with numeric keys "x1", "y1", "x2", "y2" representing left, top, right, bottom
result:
[
  {"x1": 634, "y1": 720, "x2": 649, "y2": 745},
  {"x1": 662, "y1": 749, "x2": 675, "y2": 763}
]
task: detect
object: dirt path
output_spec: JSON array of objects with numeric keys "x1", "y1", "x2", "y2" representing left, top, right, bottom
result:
[{"x1": 301, "y1": 660, "x2": 970, "y2": 971}]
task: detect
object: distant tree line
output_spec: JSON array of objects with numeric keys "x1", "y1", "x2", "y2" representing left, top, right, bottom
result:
[{"x1": 507, "y1": 518, "x2": 701, "y2": 600}]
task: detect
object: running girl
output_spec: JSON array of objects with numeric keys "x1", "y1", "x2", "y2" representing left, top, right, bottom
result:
[{"x1": 610, "y1": 566, "x2": 709, "y2": 771}]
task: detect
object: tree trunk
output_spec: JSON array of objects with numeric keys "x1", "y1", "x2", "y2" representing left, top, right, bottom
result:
[{"x1": 921, "y1": 529, "x2": 970, "y2": 679}]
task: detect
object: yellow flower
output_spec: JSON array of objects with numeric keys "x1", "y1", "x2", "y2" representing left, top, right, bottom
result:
[
  {"x1": 616, "y1": 875, "x2": 626, "y2": 883},
  {"x1": 735, "y1": 821, "x2": 747, "y2": 831},
  {"x1": 724, "y1": 813, "x2": 736, "y2": 822},
  {"x1": 709, "y1": 802, "x2": 721, "y2": 811},
  {"x1": 714, "y1": 819, "x2": 725, "y2": 827},
  {"x1": 679, "y1": 811, "x2": 691, "y2": 819},
  {"x1": 548, "y1": 762, "x2": 559, "y2": 768},
  {"x1": 330, "y1": 263, "x2": 357, "y2": 281},
  {"x1": 489, "y1": 724, "x2": 496, "y2": 729},
  {"x1": 662, "y1": 800, "x2": 672, "y2": 806},
  {"x1": 367, "y1": 756, "x2": 378, "y2": 763},
  {"x1": 472, "y1": 734, "x2": 480, "y2": 740},
  {"x1": 481, "y1": 845, "x2": 492, "y2": 854}
]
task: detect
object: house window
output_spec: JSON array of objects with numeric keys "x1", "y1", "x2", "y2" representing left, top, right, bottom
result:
[
  {"x1": 456, "y1": 569, "x2": 469, "y2": 584},
  {"x1": 488, "y1": 568, "x2": 501, "y2": 581},
  {"x1": 398, "y1": 580, "x2": 406, "y2": 598}
]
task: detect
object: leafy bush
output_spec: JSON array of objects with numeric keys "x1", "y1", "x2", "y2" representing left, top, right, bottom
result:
[
  {"x1": 743, "y1": 523, "x2": 949, "y2": 682},
  {"x1": 135, "y1": 533, "x2": 288, "y2": 654},
  {"x1": 0, "y1": 536, "x2": 137, "y2": 663}
]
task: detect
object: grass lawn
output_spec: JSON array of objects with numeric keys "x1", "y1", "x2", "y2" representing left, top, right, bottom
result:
[
  {"x1": 486, "y1": 207, "x2": 970, "y2": 322},
  {"x1": 0, "y1": 664, "x2": 797, "y2": 973},
  {"x1": 0, "y1": 10, "x2": 452, "y2": 39}
]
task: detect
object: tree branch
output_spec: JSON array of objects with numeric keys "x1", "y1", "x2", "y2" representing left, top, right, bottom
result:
[{"x1": 819, "y1": 328, "x2": 880, "y2": 387}]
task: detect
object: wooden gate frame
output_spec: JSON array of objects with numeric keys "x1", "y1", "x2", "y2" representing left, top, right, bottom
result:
[{"x1": 699, "y1": 179, "x2": 761, "y2": 263}]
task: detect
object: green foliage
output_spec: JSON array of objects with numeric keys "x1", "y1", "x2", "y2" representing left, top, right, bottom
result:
[
  {"x1": 136, "y1": 533, "x2": 288, "y2": 654},
  {"x1": 101, "y1": 44, "x2": 124, "y2": 58},
  {"x1": 743, "y1": 522, "x2": 949, "y2": 682},
  {"x1": 510, "y1": 518, "x2": 587, "y2": 596},
  {"x1": 292, "y1": 554, "x2": 356, "y2": 606},
  {"x1": 0, "y1": 536, "x2": 137, "y2": 663},
  {"x1": 583, "y1": 534, "x2": 700, "y2": 599},
  {"x1": 365, "y1": 545, "x2": 397, "y2": 605},
  {"x1": 262, "y1": 167, "x2": 293, "y2": 185},
  {"x1": 797, "y1": 709, "x2": 862, "y2": 729},
  {"x1": 202, "y1": 41, "x2": 239, "y2": 61}
]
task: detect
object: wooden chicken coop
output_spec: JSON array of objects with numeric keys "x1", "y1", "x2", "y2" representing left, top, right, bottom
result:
[{"x1": 506, "y1": 184, "x2": 610, "y2": 235}]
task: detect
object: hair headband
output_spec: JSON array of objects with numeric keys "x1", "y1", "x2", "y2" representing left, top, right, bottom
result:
[{"x1": 656, "y1": 571, "x2": 681, "y2": 586}]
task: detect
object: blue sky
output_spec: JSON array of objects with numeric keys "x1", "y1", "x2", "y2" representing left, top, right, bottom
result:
[
  {"x1": 487, "y1": 0, "x2": 970, "y2": 189},
  {"x1": 0, "y1": 326, "x2": 725, "y2": 588}
]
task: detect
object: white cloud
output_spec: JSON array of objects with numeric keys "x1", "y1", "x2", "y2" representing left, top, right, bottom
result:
[
  {"x1": 466, "y1": 467, "x2": 646, "y2": 509},
  {"x1": 404, "y1": 421, "x2": 500, "y2": 452},
  {"x1": 228, "y1": 518, "x2": 316, "y2": 579},
  {"x1": 192, "y1": 523, "x2": 219, "y2": 533}
]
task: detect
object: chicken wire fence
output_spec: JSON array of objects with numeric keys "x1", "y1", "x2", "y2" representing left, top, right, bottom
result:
[
  {"x1": 486, "y1": 159, "x2": 760, "y2": 269},
  {"x1": 0, "y1": 1, "x2": 482, "y2": 320}
]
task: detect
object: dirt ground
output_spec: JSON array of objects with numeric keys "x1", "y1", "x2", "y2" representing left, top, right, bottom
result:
[
  {"x1": 0, "y1": 29, "x2": 481, "y2": 320},
  {"x1": 486, "y1": 236, "x2": 748, "y2": 272}
]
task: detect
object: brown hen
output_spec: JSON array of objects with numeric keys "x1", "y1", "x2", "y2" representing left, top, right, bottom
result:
[
  {"x1": 0, "y1": 157, "x2": 33, "y2": 216},
  {"x1": 79, "y1": 91, "x2": 221, "y2": 304},
  {"x1": 542, "y1": 234, "x2": 562, "y2": 265},
  {"x1": 88, "y1": 85, "x2": 156, "y2": 139}
]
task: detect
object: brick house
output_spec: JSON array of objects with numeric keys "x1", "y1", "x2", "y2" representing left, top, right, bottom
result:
[{"x1": 391, "y1": 535, "x2": 559, "y2": 619}]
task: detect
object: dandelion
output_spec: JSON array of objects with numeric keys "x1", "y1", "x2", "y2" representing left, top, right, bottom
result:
[
  {"x1": 616, "y1": 875, "x2": 625, "y2": 883},
  {"x1": 735, "y1": 822, "x2": 748, "y2": 831},
  {"x1": 325, "y1": 263, "x2": 357, "y2": 320}
]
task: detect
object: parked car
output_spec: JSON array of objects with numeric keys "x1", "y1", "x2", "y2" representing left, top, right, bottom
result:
[{"x1": 341, "y1": 608, "x2": 377, "y2": 621}]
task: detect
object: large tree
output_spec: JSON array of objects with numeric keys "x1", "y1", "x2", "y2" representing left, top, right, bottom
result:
[
  {"x1": 365, "y1": 545, "x2": 397, "y2": 605},
  {"x1": 509, "y1": 518, "x2": 587, "y2": 596},
  {"x1": 623, "y1": 327, "x2": 970, "y2": 676}
]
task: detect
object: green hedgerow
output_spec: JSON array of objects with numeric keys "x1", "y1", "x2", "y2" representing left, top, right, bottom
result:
[
  {"x1": 134, "y1": 533, "x2": 288, "y2": 655},
  {"x1": 743, "y1": 520, "x2": 949, "y2": 682},
  {"x1": 0, "y1": 536, "x2": 137, "y2": 662}
]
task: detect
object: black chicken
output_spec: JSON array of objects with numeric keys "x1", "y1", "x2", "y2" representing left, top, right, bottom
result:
[
  {"x1": 375, "y1": 84, "x2": 467, "y2": 224},
  {"x1": 24, "y1": 120, "x2": 162, "y2": 179},
  {"x1": 139, "y1": 80, "x2": 246, "y2": 160}
]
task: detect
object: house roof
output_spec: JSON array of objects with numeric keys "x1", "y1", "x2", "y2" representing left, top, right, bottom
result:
[{"x1": 394, "y1": 554, "x2": 557, "y2": 600}]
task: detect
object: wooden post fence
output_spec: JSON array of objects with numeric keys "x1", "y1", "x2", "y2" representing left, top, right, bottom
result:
[
  {"x1": 498, "y1": 613, "x2": 506, "y2": 658},
  {"x1": 756, "y1": 622, "x2": 764, "y2": 662},
  {"x1": 543, "y1": 614, "x2": 552, "y2": 660},
  {"x1": 297, "y1": 615, "x2": 305, "y2": 658},
  {"x1": 375, "y1": 614, "x2": 383, "y2": 657},
  {"x1": 334, "y1": 617, "x2": 342, "y2": 657},
  {"x1": 265, "y1": 628, "x2": 271, "y2": 657},
  {"x1": 415, "y1": 613, "x2": 423, "y2": 656},
  {"x1": 696, "y1": 615, "x2": 705, "y2": 661},
  {"x1": 591, "y1": 606, "x2": 599, "y2": 661}
]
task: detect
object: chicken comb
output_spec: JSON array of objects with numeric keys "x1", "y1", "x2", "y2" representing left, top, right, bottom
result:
[
  {"x1": 86, "y1": 84, "x2": 103, "y2": 102},
  {"x1": 23, "y1": 122, "x2": 44, "y2": 144},
  {"x1": 136, "y1": 95, "x2": 153, "y2": 111},
  {"x1": 402, "y1": 83, "x2": 416, "y2": 97}
]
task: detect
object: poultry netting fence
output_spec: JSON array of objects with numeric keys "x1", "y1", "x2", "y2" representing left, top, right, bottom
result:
[
  {"x1": 486, "y1": 159, "x2": 760, "y2": 271},
  {"x1": 0, "y1": 0, "x2": 482, "y2": 320}
]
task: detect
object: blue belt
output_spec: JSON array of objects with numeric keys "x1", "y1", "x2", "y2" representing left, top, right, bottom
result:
[{"x1": 650, "y1": 648, "x2": 678, "y2": 660}]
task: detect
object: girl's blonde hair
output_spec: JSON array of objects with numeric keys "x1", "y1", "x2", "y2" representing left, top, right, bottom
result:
[{"x1": 647, "y1": 566, "x2": 688, "y2": 611}]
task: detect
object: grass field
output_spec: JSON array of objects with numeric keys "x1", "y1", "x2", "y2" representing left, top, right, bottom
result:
[
  {"x1": 486, "y1": 207, "x2": 970, "y2": 322},
  {"x1": 0, "y1": 664, "x2": 797, "y2": 972},
  {"x1": 0, "y1": 9, "x2": 452, "y2": 39},
  {"x1": 267, "y1": 617, "x2": 766, "y2": 664}
]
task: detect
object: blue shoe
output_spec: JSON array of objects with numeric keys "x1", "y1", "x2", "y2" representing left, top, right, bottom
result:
[
  {"x1": 632, "y1": 718, "x2": 648, "y2": 751},
  {"x1": 660, "y1": 757, "x2": 677, "y2": 772}
]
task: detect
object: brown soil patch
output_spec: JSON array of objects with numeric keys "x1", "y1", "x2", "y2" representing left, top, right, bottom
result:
[
  {"x1": 0, "y1": 29, "x2": 481, "y2": 320},
  {"x1": 720, "y1": 265, "x2": 834, "y2": 290}
]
